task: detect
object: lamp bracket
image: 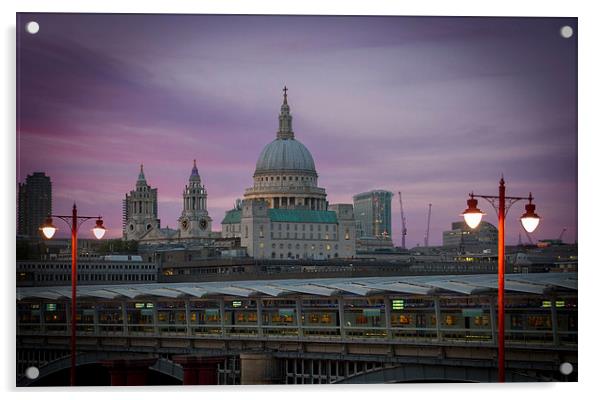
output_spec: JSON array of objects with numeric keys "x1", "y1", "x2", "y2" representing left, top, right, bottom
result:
[{"x1": 472, "y1": 195, "x2": 531, "y2": 218}]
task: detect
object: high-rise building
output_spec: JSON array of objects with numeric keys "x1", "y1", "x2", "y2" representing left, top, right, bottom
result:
[
  {"x1": 17, "y1": 172, "x2": 52, "y2": 238},
  {"x1": 443, "y1": 221, "x2": 498, "y2": 252},
  {"x1": 352, "y1": 190, "x2": 393, "y2": 239}
]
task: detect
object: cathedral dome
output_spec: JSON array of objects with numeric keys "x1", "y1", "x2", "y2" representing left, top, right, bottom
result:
[
  {"x1": 255, "y1": 138, "x2": 316, "y2": 174},
  {"x1": 254, "y1": 86, "x2": 317, "y2": 175}
]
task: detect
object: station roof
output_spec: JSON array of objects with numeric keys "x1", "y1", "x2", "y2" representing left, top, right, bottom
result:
[{"x1": 16, "y1": 272, "x2": 577, "y2": 301}]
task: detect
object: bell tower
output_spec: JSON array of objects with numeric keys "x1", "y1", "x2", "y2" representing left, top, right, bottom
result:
[
  {"x1": 123, "y1": 164, "x2": 160, "y2": 240},
  {"x1": 178, "y1": 160, "x2": 212, "y2": 239}
]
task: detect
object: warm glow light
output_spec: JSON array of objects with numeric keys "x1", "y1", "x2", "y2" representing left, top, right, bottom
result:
[
  {"x1": 461, "y1": 196, "x2": 485, "y2": 229},
  {"x1": 520, "y1": 198, "x2": 540, "y2": 233},
  {"x1": 521, "y1": 216, "x2": 540, "y2": 233},
  {"x1": 41, "y1": 226, "x2": 57, "y2": 239},
  {"x1": 92, "y1": 219, "x2": 106, "y2": 239},
  {"x1": 40, "y1": 217, "x2": 56, "y2": 239},
  {"x1": 463, "y1": 212, "x2": 484, "y2": 229}
]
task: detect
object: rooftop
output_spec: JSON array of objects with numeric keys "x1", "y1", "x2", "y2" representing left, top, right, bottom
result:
[
  {"x1": 16, "y1": 272, "x2": 577, "y2": 300},
  {"x1": 221, "y1": 208, "x2": 338, "y2": 225}
]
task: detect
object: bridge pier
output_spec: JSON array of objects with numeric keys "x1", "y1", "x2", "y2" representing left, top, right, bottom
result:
[
  {"x1": 240, "y1": 353, "x2": 282, "y2": 384},
  {"x1": 100, "y1": 358, "x2": 157, "y2": 386},
  {"x1": 172, "y1": 355, "x2": 222, "y2": 385}
]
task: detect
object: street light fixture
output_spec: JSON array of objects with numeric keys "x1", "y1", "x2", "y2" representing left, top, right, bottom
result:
[
  {"x1": 461, "y1": 177, "x2": 540, "y2": 383},
  {"x1": 39, "y1": 203, "x2": 106, "y2": 386},
  {"x1": 520, "y1": 193, "x2": 541, "y2": 233},
  {"x1": 92, "y1": 218, "x2": 107, "y2": 240},
  {"x1": 461, "y1": 194, "x2": 486, "y2": 229}
]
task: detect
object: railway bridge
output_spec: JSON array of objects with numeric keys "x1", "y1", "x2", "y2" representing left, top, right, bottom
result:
[{"x1": 17, "y1": 272, "x2": 577, "y2": 385}]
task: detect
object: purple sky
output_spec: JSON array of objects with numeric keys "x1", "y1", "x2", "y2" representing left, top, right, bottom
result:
[{"x1": 16, "y1": 14, "x2": 577, "y2": 245}]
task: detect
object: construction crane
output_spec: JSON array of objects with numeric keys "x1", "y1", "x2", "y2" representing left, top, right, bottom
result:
[
  {"x1": 424, "y1": 203, "x2": 432, "y2": 247},
  {"x1": 398, "y1": 191, "x2": 407, "y2": 249},
  {"x1": 558, "y1": 227, "x2": 567, "y2": 243}
]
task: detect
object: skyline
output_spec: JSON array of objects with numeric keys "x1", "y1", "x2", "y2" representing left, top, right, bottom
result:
[{"x1": 16, "y1": 14, "x2": 578, "y2": 245}]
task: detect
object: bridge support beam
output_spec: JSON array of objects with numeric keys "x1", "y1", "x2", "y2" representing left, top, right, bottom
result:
[
  {"x1": 173, "y1": 355, "x2": 222, "y2": 385},
  {"x1": 240, "y1": 353, "x2": 282, "y2": 385},
  {"x1": 100, "y1": 358, "x2": 157, "y2": 386}
]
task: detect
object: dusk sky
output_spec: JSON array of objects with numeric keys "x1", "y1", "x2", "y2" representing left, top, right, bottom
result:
[{"x1": 16, "y1": 13, "x2": 577, "y2": 245}]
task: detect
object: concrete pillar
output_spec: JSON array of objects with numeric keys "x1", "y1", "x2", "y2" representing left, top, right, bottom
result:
[
  {"x1": 121, "y1": 301, "x2": 129, "y2": 335},
  {"x1": 185, "y1": 300, "x2": 192, "y2": 336},
  {"x1": 93, "y1": 304, "x2": 100, "y2": 336},
  {"x1": 551, "y1": 296, "x2": 559, "y2": 345},
  {"x1": 338, "y1": 297, "x2": 346, "y2": 338},
  {"x1": 384, "y1": 296, "x2": 392, "y2": 339},
  {"x1": 434, "y1": 297, "x2": 442, "y2": 342},
  {"x1": 173, "y1": 355, "x2": 223, "y2": 385},
  {"x1": 65, "y1": 302, "x2": 71, "y2": 333},
  {"x1": 40, "y1": 303, "x2": 46, "y2": 333},
  {"x1": 489, "y1": 296, "x2": 497, "y2": 345},
  {"x1": 152, "y1": 302, "x2": 158, "y2": 335},
  {"x1": 295, "y1": 298, "x2": 304, "y2": 338},
  {"x1": 101, "y1": 358, "x2": 157, "y2": 386},
  {"x1": 219, "y1": 299, "x2": 226, "y2": 337},
  {"x1": 240, "y1": 353, "x2": 282, "y2": 385},
  {"x1": 257, "y1": 299, "x2": 264, "y2": 337}
]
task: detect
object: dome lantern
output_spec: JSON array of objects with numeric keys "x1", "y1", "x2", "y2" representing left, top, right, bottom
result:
[{"x1": 277, "y1": 85, "x2": 294, "y2": 140}]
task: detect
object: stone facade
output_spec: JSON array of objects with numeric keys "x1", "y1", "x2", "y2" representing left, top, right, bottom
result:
[
  {"x1": 178, "y1": 159, "x2": 213, "y2": 240},
  {"x1": 222, "y1": 200, "x2": 355, "y2": 260},
  {"x1": 123, "y1": 165, "x2": 161, "y2": 241},
  {"x1": 122, "y1": 162, "x2": 213, "y2": 244}
]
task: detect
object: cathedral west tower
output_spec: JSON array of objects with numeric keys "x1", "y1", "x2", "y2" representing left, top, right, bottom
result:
[
  {"x1": 123, "y1": 164, "x2": 160, "y2": 240},
  {"x1": 178, "y1": 160, "x2": 212, "y2": 239}
]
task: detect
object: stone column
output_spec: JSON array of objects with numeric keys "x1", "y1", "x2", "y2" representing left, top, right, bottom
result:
[
  {"x1": 100, "y1": 358, "x2": 157, "y2": 386},
  {"x1": 240, "y1": 353, "x2": 282, "y2": 385},
  {"x1": 172, "y1": 355, "x2": 223, "y2": 385}
]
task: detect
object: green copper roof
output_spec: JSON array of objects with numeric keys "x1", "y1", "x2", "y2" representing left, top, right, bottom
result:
[
  {"x1": 221, "y1": 208, "x2": 338, "y2": 224},
  {"x1": 268, "y1": 209, "x2": 338, "y2": 223},
  {"x1": 221, "y1": 209, "x2": 242, "y2": 224}
]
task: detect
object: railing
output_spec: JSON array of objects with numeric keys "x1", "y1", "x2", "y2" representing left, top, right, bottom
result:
[{"x1": 17, "y1": 322, "x2": 577, "y2": 347}]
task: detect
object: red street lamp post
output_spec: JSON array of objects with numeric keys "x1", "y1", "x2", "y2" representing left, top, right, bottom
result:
[
  {"x1": 40, "y1": 203, "x2": 106, "y2": 386},
  {"x1": 461, "y1": 177, "x2": 540, "y2": 383}
]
